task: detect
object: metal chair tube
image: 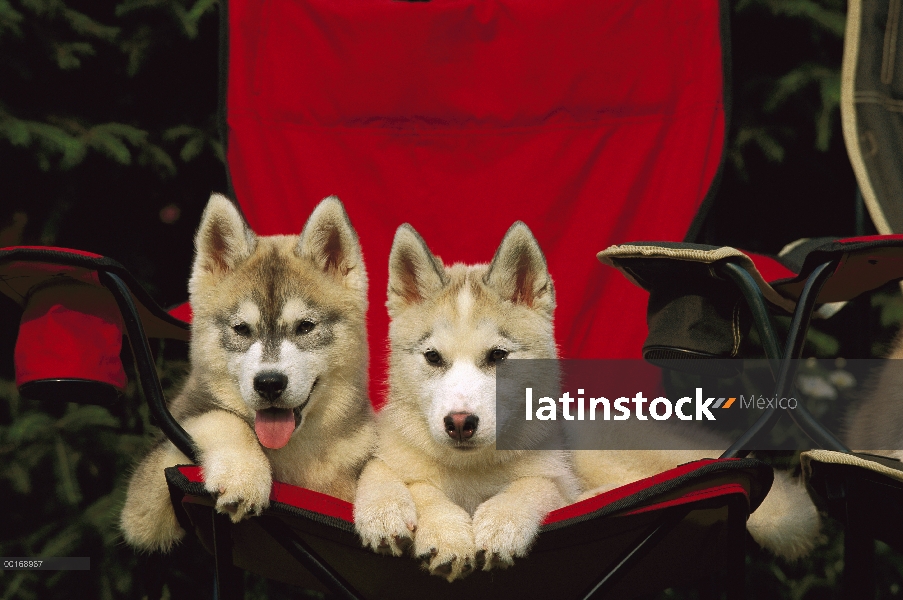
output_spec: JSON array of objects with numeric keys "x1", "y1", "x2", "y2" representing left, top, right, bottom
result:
[
  {"x1": 98, "y1": 271, "x2": 198, "y2": 463},
  {"x1": 718, "y1": 262, "x2": 782, "y2": 458},
  {"x1": 770, "y1": 261, "x2": 849, "y2": 453},
  {"x1": 256, "y1": 517, "x2": 364, "y2": 600},
  {"x1": 719, "y1": 260, "x2": 849, "y2": 457},
  {"x1": 718, "y1": 262, "x2": 783, "y2": 366}
]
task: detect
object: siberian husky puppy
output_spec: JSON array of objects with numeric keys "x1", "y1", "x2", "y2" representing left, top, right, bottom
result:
[
  {"x1": 354, "y1": 222, "x2": 579, "y2": 581},
  {"x1": 121, "y1": 194, "x2": 375, "y2": 552}
]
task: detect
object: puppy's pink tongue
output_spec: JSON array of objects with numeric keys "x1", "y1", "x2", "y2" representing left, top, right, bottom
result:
[{"x1": 255, "y1": 408, "x2": 295, "y2": 449}]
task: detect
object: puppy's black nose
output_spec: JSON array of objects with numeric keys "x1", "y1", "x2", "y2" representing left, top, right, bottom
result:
[
  {"x1": 444, "y1": 412, "x2": 478, "y2": 441},
  {"x1": 254, "y1": 371, "x2": 288, "y2": 402}
]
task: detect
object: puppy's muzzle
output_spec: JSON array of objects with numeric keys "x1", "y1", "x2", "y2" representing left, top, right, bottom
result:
[
  {"x1": 444, "y1": 412, "x2": 479, "y2": 441},
  {"x1": 254, "y1": 371, "x2": 288, "y2": 403}
]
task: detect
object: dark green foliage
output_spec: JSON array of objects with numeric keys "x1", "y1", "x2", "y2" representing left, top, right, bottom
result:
[
  {"x1": 1, "y1": 0, "x2": 902, "y2": 598},
  {"x1": 702, "y1": 0, "x2": 859, "y2": 254}
]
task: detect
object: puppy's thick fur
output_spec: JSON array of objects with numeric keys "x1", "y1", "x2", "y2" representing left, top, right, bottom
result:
[
  {"x1": 120, "y1": 194, "x2": 375, "y2": 552},
  {"x1": 354, "y1": 223, "x2": 579, "y2": 581}
]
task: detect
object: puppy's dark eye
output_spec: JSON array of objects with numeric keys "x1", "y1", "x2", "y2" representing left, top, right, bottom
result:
[
  {"x1": 424, "y1": 350, "x2": 443, "y2": 366},
  {"x1": 232, "y1": 323, "x2": 251, "y2": 336},
  {"x1": 296, "y1": 320, "x2": 316, "y2": 335},
  {"x1": 487, "y1": 348, "x2": 509, "y2": 363}
]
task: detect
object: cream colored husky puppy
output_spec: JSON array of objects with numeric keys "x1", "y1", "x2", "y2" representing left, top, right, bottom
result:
[
  {"x1": 120, "y1": 193, "x2": 375, "y2": 552},
  {"x1": 354, "y1": 223, "x2": 579, "y2": 582}
]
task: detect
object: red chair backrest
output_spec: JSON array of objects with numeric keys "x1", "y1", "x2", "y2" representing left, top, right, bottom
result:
[{"x1": 226, "y1": 0, "x2": 726, "y2": 406}]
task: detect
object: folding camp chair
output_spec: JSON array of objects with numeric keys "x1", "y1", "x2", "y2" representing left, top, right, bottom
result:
[
  {"x1": 799, "y1": 0, "x2": 903, "y2": 595},
  {"x1": 597, "y1": 234, "x2": 903, "y2": 600},
  {"x1": 594, "y1": 2, "x2": 903, "y2": 595},
  {"x1": 1, "y1": 0, "x2": 787, "y2": 598}
]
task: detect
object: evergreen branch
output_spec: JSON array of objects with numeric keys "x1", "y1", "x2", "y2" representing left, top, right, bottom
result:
[
  {"x1": 186, "y1": 0, "x2": 217, "y2": 25},
  {"x1": 114, "y1": 0, "x2": 168, "y2": 18},
  {"x1": 764, "y1": 63, "x2": 838, "y2": 112},
  {"x1": 53, "y1": 435, "x2": 82, "y2": 506},
  {"x1": 20, "y1": 0, "x2": 66, "y2": 18},
  {"x1": 119, "y1": 24, "x2": 153, "y2": 76},
  {"x1": 53, "y1": 40, "x2": 95, "y2": 70},
  {"x1": 137, "y1": 142, "x2": 177, "y2": 176},
  {"x1": 0, "y1": 0, "x2": 24, "y2": 38},
  {"x1": 62, "y1": 8, "x2": 119, "y2": 42},
  {"x1": 737, "y1": 0, "x2": 845, "y2": 37}
]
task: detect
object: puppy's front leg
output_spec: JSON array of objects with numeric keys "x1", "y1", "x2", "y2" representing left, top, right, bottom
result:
[
  {"x1": 188, "y1": 410, "x2": 272, "y2": 522},
  {"x1": 408, "y1": 482, "x2": 476, "y2": 581},
  {"x1": 354, "y1": 458, "x2": 417, "y2": 556},
  {"x1": 121, "y1": 440, "x2": 191, "y2": 552},
  {"x1": 472, "y1": 476, "x2": 565, "y2": 570}
]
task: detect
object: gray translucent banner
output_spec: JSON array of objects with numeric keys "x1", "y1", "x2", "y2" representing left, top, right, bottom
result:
[{"x1": 495, "y1": 358, "x2": 901, "y2": 452}]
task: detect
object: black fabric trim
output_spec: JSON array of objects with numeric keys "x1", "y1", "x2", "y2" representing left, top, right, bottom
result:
[
  {"x1": 773, "y1": 237, "x2": 903, "y2": 287},
  {"x1": 539, "y1": 458, "x2": 771, "y2": 533},
  {"x1": 0, "y1": 247, "x2": 189, "y2": 332},
  {"x1": 683, "y1": 0, "x2": 732, "y2": 243},
  {"x1": 775, "y1": 237, "x2": 839, "y2": 274},
  {"x1": 264, "y1": 499, "x2": 357, "y2": 534},
  {"x1": 806, "y1": 453, "x2": 903, "y2": 550}
]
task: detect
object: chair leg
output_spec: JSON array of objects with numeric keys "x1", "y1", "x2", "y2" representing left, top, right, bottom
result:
[
  {"x1": 724, "y1": 496, "x2": 747, "y2": 600},
  {"x1": 256, "y1": 516, "x2": 365, "y2": 600},
  {"x1": 212, "y1": 511, "x2": 244, "y2": 600},
  {"x1": 137, "y1": 551, "x2": 166, "y2": 600},
  {"x1": 580, "y1": 506, "x2": 691, "y2": 599},
  {"x1": 843, "y1": 497, "x2": 875, "y2": 599}
]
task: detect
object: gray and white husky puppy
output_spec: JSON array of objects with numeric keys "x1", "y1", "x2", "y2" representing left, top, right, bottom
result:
[
  {"x1": 120, "y1": 193, "x2": 375, "y2": 552},
  {"x1": 354, "y1": 222, "x2": 579, "y2": 582}
]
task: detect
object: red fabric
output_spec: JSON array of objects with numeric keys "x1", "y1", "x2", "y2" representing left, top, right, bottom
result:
[
  {"x1": 544, "y1": 458, "x2": 728, "y2": 524},
  {"x1": 168, "y1": 302, "x2": 192, "y2": 324},
  {"x1": 180, "y1": 466, "x2": 204, "y2": 482},
  {"x1": 178, "y1": 460, "x2": 745, "y2": 527},
  {"x1": 227, "y1": 0, "x2": 725, "y2": 407},
  {"x1": 621, "y1": 483, "x2": 747, "y2": 516},
  {"x1": 178, "y1": 466, "x2": 354, "y2": 522},
  {"x1": 836, "y1": 234, "x2": 903, "y2": 244},
  {"x1": 15, "y1": 282, "x2": 126, "y2": 389},
  {"x1": 745, "y1": 252, "x2": 797, "y2": 284}
]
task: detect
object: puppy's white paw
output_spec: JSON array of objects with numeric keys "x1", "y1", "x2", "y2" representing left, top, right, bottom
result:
[
  {"x1": 354, "y1": 489, "x2": 418, "y2": 557},
  {"x1": 472, "y1": 494, "x2": 541, "y2": 570},
  {"x1": 414, "y1": 509, "x2": 476, "y2": 582},
  {"x1": 202, "y1": 451, "x2": 272, "y2": 523}
]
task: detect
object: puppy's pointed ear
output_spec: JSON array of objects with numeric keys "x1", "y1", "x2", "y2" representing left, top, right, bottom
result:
[
  {"x1": 387, "y1": 224, "x2": 446, "y2": 312},
  {"x1": 484, "y1": 222, "x2": 554, "y2": 314},
  {"x1": 192, "y1": 193, "x2": 256, "y2": 279},
  {"x1": 296, "y1": 196, "x2": 366, "y2": 294}
]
